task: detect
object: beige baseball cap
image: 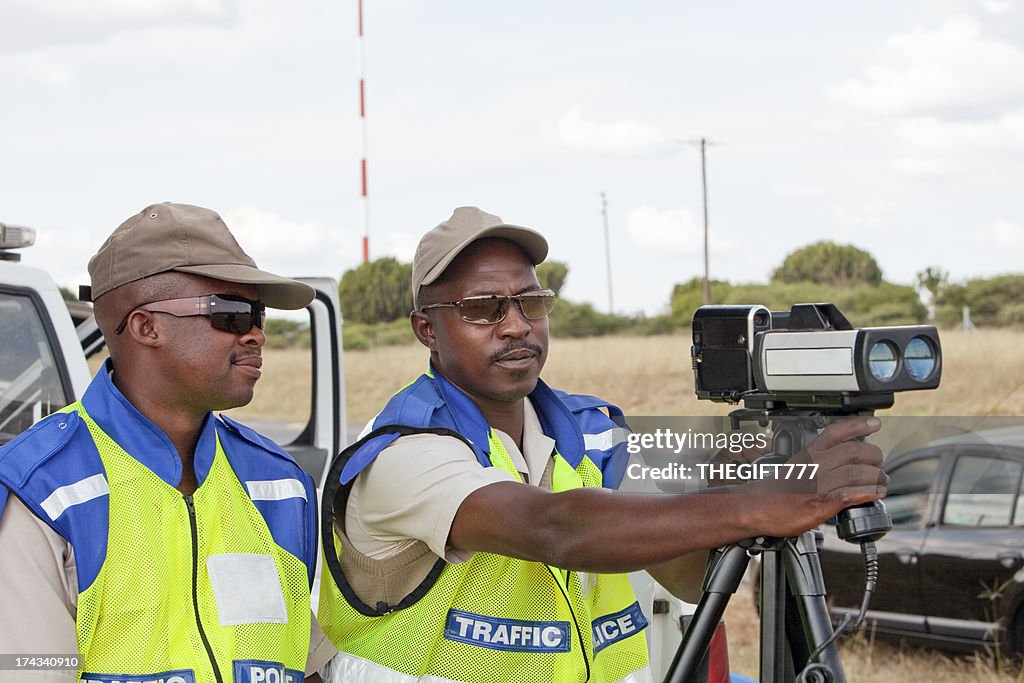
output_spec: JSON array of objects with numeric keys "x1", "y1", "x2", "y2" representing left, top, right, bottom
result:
[
  {"x1": 411, "y1": 206, "x2": 548, "y2": 298},
  {"x1": 86, "y1": 202, "x2": 314, "y2": 310}
]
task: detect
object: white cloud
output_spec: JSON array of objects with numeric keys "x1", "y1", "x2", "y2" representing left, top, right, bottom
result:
[
  {"x1": 982, "y1": 218, "x2": 1024, "y2": 248},
  {"x1": 0, "y1": 0, "x2": 235, "y2": 53},
  {"x1": 0, "y1": 0, "x2": 288, "y2": 88},
  {"x1": 889, "y1": 155, "x2": 956, "y2": 177},
  {"x1": 982, "y1": 0, "x2": 1011, "y2": 14},
  {"x1": 777, "y1": 183, "x2": 824, "y2": 199},
  {"x1": 32, "y1": 219, "x2": 99, "y2": 292},
  {"x1": 5, "y1": 52, "x2": 75, "y2": 88},
  {"x1": 222, "y1": 206, "x2": 359, "y2": 280},
  {"x1": 893, "y1": 111, "x2": 1024, "y2": 153},
  {"x1": 542, "y1": 107, "x2": 672, "y2": 159},
  {"x1": 828, "y1": 16, "x2": 1024, "y2": 115},
  {"x1": 385, "y1": 232, "x2": 419, "y2": 264},
  {"x1": 830, "y1": 203, "x2": 892, "y2": 229},
  {"x1": 624, "y1": 206, "x2": 731, "y2": 255}
]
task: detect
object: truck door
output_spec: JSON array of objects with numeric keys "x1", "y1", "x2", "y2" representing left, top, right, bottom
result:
[{"x1": 0, "y1": 278, "x2": 89, "y2": 445}]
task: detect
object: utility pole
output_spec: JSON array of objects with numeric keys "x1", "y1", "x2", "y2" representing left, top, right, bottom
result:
[
  {"x1": 600, "y1": 192, "x2": 614, "y2": 314},
  {"x1": 683, "y1": 138, "x2": 715, "y2": 305},
  {"x1": 699, "y1": 138, "x2": 711, "y2": 306}
]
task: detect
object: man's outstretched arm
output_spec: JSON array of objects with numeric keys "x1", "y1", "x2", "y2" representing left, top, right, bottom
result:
[{"x1": 449, "y1": 416, "x2": 886, "y2": 580}]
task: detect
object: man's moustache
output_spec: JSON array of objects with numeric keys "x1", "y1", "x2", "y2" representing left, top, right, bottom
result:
[{"x1": 490, "y1": 342, "x2": 544, "y2": 363}]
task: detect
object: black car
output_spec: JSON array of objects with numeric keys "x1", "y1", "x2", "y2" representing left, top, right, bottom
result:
[{"x1": 819, "y1": 425, "x2": 1024, "y2": 654}]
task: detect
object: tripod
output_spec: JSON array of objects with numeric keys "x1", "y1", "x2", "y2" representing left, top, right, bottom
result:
[{"x1": 663, "y1": 412, "x2": 891, "y2": 683}]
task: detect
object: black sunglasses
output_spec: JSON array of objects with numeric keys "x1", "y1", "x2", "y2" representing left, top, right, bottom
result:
[
  {"x1": 114, "y1": 294, "x2": 266, "y2": 335},
  {"x1": 419, "y1": 289, "x2": 556, "y2": 324}
]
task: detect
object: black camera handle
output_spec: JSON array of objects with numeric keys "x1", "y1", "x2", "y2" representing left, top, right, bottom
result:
[{"x1": 662, "y1": 412, "x2": 890, "y2": 683}]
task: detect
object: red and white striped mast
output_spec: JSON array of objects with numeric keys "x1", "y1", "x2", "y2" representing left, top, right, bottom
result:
[{"x1": 358, "y1": 0, "x2": 370, "y2": 263}]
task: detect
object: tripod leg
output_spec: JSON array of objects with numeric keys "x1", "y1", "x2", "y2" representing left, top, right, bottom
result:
[
  {"x1": 664, "y1": 543, "x2": 750, "y2": 683},
  {"x1": 782, "y1": 532, "x2": 846, "y2": 683},
  {"x1": 759, "y1": 546, "x2": 794, "y2": 682}
]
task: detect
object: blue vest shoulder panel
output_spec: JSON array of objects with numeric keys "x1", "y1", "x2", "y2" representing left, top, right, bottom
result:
[
  {"x1": 0, "y1": 409, "x2": 110, "y2": 591},
  {"x1": 0, "y1": 408, "x2": 319, "y2": 591},
  {"x1": 337, "y1": 371, "x2": 630, "y2": 489},
  {"x1": 552, "y1": 390, "x2": 630, "y2": 489}
]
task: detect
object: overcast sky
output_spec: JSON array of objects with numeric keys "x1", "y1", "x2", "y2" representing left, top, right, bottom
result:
[{"x1": 2, "y1": 0, "x2": 1021, "y2": 316}]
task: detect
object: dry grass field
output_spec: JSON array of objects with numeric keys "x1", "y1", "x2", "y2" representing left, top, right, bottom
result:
[
  {"x1": 722, "y1": 589, "x2": 1024, "y2": 682},
  {"x1": 332, "y1": 327, "x2": 1024, "y2": 423},
  {"x1": 104, "y1": 327, "x2": 1024, "y2": 424}
]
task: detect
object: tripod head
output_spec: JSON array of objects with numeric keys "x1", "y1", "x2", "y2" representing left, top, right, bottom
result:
[{"x1": 728, "y1": 407, "x2": 892, "y2": 545}]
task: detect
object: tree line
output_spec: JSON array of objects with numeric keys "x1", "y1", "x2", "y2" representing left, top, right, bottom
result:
[{"x1": 59, "y1": 241, "x2": 1024, "y2": 350}]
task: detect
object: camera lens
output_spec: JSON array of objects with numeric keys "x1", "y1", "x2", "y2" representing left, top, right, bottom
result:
[
  {"x1": 868, "y1": 340, "x2": 898, "y2": 381},
  {"x1": 904, "y1": 336, "x2": 936, "y2": 381}
]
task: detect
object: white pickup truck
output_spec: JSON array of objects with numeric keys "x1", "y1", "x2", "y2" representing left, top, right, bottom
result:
[{"x1": 0, "y1": 221, "x2": 347, "y2": 486}]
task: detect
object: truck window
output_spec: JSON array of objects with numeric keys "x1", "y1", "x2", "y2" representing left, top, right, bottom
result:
[{"x1": 0, "y1": 291, "x2": 71, "y2": 443}]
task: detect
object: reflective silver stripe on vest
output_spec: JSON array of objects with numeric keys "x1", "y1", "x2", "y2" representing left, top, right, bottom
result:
[
  {"x1": 40, "y1": 473, "x2": 110, "y2": 520},
  {"x1": 325, "y1": 652, "x2": 652, "y2": 683},
  {"x1": 583, "y1": 427, "x2": 629, "y2": 451},
  {"x1": 616, "y1": 664, "x2": 654, "y2": 683},
  {"x1": 326, "y1": 652, "x2": 465, "y2": 683},
  {"x1": 245, "y1": 478, "x2": 307, "y2": 502}
]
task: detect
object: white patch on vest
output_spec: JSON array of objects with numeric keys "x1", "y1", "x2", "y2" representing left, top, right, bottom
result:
[
  {"x1": 583, "y1": 427, "x2": 628, "y2": 452},
  {"x1": 444, "y1": 609, "x2": 570, "y2": 652},
  {"x1": 40, "y1": 473, "x2": 110, "y2": 520},
  {"x1": 206, "y1": 553, "x2": 288, "y2": 626},
  {"x1": 245, "y1": 478, "x2": 307, "y2": 502}
]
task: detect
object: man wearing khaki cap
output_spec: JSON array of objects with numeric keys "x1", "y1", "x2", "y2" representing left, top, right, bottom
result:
[
  {"x1": 316, "y1": 207, "x2": 886, "y2": 682},
  {"x1": 0, "y1": 203, "x2": 334, "y2": 681}
]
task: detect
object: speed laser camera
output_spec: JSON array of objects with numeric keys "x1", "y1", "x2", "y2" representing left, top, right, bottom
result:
[{"x1": 691, "y1": 303, "x2": 941, "y2": 412}]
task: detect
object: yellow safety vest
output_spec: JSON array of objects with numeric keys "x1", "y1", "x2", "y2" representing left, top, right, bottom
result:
[
  {"x1": 320, "y1": 427, "x2": 651, "y2": 683},
  {"x1": 70, "y1": 403, "x2": 311, "y2": 683}
]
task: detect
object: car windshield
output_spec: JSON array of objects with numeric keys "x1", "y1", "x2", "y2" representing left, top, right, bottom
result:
[{"x1": 0, "y1": 292, "x2": 70, "y2": 444}]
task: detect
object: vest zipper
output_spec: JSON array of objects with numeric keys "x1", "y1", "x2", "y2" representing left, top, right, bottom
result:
[
  {"x1": 544, "y1": 566, "x2": 591, "y2": 681},
  {"x1": 184, "y1": 494, "x2": 225, "y2": 683}
]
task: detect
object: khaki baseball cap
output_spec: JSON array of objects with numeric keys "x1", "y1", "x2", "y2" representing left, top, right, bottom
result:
[
  {"x1": 411, "y1": 206, "x2": 548, "y2": 298},
  {"x1": 86, "y1": 202, "x2": 314, "y2": 310}
]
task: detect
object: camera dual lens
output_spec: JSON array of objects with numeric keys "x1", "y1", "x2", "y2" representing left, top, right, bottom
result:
[{"x1": 867, "y1": 337, "x2": 936, "y2": 382}]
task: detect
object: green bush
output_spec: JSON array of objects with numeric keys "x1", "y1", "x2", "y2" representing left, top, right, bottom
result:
[
  {"x1": 669, "y1": 279, "x2": 925, "y2": 329},
  {"x1": 772, "y1": 241, "x2": 883, "y2": 287},
  {"x1": 668, "y1": 278, "x2": 733, "y2": 326},
  {"x1": 998, "y1": 302, "x2": 1024, "y2": 328},
  {"x1": 342, "y1": 325, "x2": 370, "y2": 351},
  {"x1": 537, "y1": 261, "x2": 569, "y2": 296},
  {"x1": 548, "y1": 300, "x2": 633, "y2": 338},
  {"x1": 342, "y1": 319, "x2": 417, "y2": 350},
  {"x1": 935, "y1": 275, "x2": 1024, "y2": 327},
  {"x1": 264, "y1": 318, "x2": 311, "y2": 349},
  {"x1": 339, "y1": 257, "x2": 414, "y2": 324}
]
